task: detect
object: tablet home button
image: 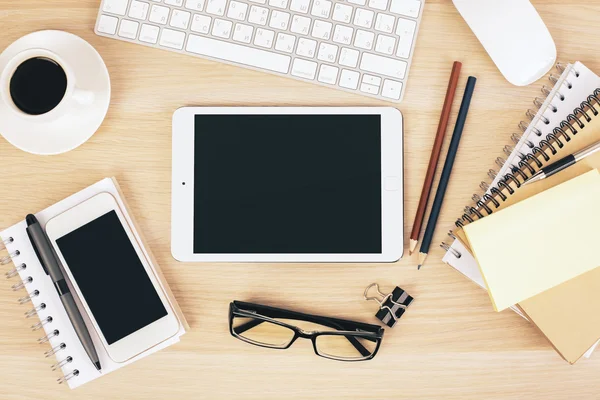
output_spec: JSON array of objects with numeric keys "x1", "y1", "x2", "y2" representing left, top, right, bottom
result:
[{"x1": 384, "y1": 176, "x2": 401, "y2": 191}]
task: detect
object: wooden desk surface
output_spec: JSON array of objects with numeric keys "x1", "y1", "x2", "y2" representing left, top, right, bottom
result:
[{"x1": 1, "y1": 1, "x2": 599, "y2": 398}]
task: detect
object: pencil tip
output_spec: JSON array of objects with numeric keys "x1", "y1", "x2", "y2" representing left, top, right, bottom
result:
[
  {"x1": 409, "y1": 239, "x2": 418, "y2": 254},
  {"x1": 417, "y1": 264, "x2": 421, "y2": 270}
]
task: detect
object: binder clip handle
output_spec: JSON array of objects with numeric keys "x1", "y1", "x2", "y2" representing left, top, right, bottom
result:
[{"x1": 364, "y1": 283, "x2": 414, "y2": 328}]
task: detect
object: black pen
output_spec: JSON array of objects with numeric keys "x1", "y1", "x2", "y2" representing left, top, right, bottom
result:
[
  {"x1": 26, "y1": 214, "x2": 101, "y2": 371},
  {"x1": 524, "y1": 140, "x2": 600, "y2": 186}
]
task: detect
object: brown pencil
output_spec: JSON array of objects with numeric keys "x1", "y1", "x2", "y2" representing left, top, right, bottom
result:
[{"x1": 409, "y1": 61, "x2": 462, "y2": 255}]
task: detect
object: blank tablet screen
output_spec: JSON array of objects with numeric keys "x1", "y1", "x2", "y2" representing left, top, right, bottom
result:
[{"x1": 193, "y1": 114, "x2": 382, "y2": 254}]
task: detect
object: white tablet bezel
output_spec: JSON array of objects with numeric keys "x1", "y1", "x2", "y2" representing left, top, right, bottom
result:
[
  {"x1": 46, "y1": 192, "x2": 181, "y2": 363},
  {"x1": 172, "y1": 107, "x2": 404, "y2": 262}
]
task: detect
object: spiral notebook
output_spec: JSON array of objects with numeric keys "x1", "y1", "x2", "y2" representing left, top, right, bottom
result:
[
  {"x1": 443, "y1": 61, "x2": 600, "y2": 284},
  {"x1": 442, "y1": 62, "x2": 598, "y2": 276},
  {"x1": 0, "y1": 178, "x2": 188, "y2": 388},
  {"x1": 441, "y1": 61, "x2": 600, "y2": 362}
]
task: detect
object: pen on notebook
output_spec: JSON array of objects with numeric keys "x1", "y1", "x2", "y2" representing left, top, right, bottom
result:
[
  {"x1": 25, "y1": 214, "x2": 102, "y2": 371},
  {"x1": 418, "y1": 76, "x2": 477, "y2": 270},
  {"x1": 409, "y1": 61, "x2": 462, "y2": 255},
  {"x1": 523, "y1": 140, "x2": 600, "y2": 186}
]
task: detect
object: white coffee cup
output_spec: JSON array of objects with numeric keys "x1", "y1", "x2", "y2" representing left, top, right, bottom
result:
[{"x1": 0, "y1": 48, "x2": 95, "y2": 123}]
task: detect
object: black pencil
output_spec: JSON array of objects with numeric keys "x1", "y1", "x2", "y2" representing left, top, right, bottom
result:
[{"x1": 418, "y1": 76, "x2": 477, "y2": 269}]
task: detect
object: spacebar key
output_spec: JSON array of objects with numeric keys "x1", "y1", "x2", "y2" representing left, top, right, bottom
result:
[{"x1": 186, "y1": 35, "x2": 291, "y2": 74}]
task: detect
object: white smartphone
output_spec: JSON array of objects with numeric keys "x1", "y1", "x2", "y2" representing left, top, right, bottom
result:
[
  {"x1": 46, "y1": 192, "x2": 180, "y2": 363},
  {"x1": 172, "y1": 107, "x2": 404, "y2": 263}
]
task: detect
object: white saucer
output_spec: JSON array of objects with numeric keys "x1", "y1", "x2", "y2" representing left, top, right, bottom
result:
[{"x1": 0, "y1": 31, "x2": 111, "y2": 155}]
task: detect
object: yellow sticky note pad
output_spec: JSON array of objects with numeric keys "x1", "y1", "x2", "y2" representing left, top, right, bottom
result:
[{"x1": 464, "y1": 169, "x2": 600, "y2": 311}]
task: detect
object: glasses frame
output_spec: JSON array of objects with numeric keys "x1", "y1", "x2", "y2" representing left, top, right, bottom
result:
[{"x1": 229, "y1": 301, "x2": 384, "y2": 362}]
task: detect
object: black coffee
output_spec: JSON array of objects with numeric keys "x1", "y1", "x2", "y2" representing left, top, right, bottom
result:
[{"x1": 9, "y1": 57, "x2": 68, "y2": 115}]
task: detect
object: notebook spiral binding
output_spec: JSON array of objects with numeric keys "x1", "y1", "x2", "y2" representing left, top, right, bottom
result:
[
  {"x1": 1, "y1": 237, "x2": 78, "y2": 385},
  {"x1": 441, "y1": 231, "x2": 461, "y2": 258},
  {"x1": 454, "y1": 64, "x2": 600, "y2": 228}
]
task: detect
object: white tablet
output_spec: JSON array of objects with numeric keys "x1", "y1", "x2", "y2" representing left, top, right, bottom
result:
[{"x1": 171, "y1": 107, "x2": 404, "y2": 263}]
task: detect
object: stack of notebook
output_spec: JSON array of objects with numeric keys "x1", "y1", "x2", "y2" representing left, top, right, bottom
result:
[{"x1": 442, "y1": 61, "x2": 600, "y2": 364}]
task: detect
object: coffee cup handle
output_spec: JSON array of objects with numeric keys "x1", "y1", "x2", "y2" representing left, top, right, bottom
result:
[{"x1": 72, "y1": 87, "x2": 95, "y2": 105}]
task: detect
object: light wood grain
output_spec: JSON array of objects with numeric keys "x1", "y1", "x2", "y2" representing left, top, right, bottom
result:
[{"x1": 0, "y1": 1, "x2": 599, "y2": 399}]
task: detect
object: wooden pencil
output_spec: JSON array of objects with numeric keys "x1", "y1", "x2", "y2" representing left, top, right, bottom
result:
[
  {"x1": 409, "y1": 61, "x2": 462, "y2": 255},
  {"x1": 418, "y1": 76, "x2": 477, "y2": 269}
]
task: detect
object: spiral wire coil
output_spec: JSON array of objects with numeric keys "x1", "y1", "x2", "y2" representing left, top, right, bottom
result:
[
  {"x1": 1, "y1": 238, "x2": 79, "y2": 384},
  {"x1": 455, "y1": 71, "x2": 598, "y2": 229}
]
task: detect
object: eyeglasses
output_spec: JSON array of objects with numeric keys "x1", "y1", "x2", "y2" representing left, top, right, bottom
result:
[{"x1": 229, "y1": 301, "x2": 384, "y2": 361}]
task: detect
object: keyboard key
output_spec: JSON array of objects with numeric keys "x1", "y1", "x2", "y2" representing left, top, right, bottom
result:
[
  {"x1": 159, "y1": 28, "x2": 186, "y2": 49},
  {"x1": 339, "y1": 69, "x2": 359, "y2": 89},
  {"x1": 187, "y1": 34, "x2": 291, "y2": 73},
  {"x1": 339, "y1": 47, "x2": 359, "y2": 67},
  {"x1": 389, "y1": 0, "x2": 421, "y2": 18},
  {"x1": 318, "y1": 64, "x2": 338, "y2": 84},
  {"x1": 360, "y1": 82, "x2": 379, "y2": 94},
  {"x1": 311, "y1": 20, "x2": 332, "y2": 40},
  {"x1": 191, "y1": 14, "x2": 211, "y2": 33},
  {"x1": 212, "y1": 18, "x2": 233, "y2": 38},
  {"x1": 185, "y1": 0, "x2": 205, "y2": 10},
  {"x1": 228, "y1": 1, "x2": 249, "y2": 20},
  {"x1": 254, "y1": 28, "x2": 275, "y2": 48},
  {"x1": 375, "y1": 34, "x2": 396, "y2": 55},
  {"x1": 97, "y1": 15, "x2": 119, "y2": 34},
  {"x1": 248, "y1": 0, "x2": 266, "y2": 3},
  {"x1": 375, "y1": 13, "x2": 394, "y2": 33},
  {"x1": 103, "y1": 0, "x2": 128, "y2": 15},
  {"x1": 170, "y1": 9, "x2": 191, "y2": 29},
  {"x1": 347, "y1": 0, "x2": 365, "y2": 5},
  {"x1": 291, "y1": 58, "x2": 317, "y2": 80},
  {"x1": 333, "y1": 25, "x2": 353, "y2": 45},
  {"x1": 129, "y1": 1, "x2": 150, "y2": 20},
  {"x1": 233, "y1": 23, "x2": 254, "y2": 43},
  {"x1": 269, "y1": 10, "x2": 290, "y2": 30},
  {"x1": 362, "y1": 74, "x2": 381, "y2": 86},
  {"x1": 354, "y1": 8, "x2": 374, "y2": 28},
  {"x1": 354, "y1": 30, "x2": 374, "y2": 49},
  {"x1": 269, "y1": 0, "x2": 288, "y2": 8},
  {"x1": 290, "y1": 15, "x2": 310, "y2": 35},
  {"x1": 275, "y1": 32, "x2": 296, "y2": 53},
  {"x1": 395, "y1": 18, "x2": 416, "y2": 58},
  {"x1": 139, "y1": 24, "x2": 160, "y2": 43},
  {"x1": 149, "y1": 5, "x2": 170, "y2": 24},
  {"x1": 332, "y1": 3, "x2": 352, "y2": 23},
  {"x1": 311, "y1": 0, "x2": 332, "y2": 18},
  {"x1": 368, "y1": 0, "x2": 388, "y2": 11},
  {"x1": 248, "y1": 6, "x2": 269, "y2": 25},
  {"x1": 118, "y1": 19, "x2": 139, "y2": 39},
  {"x1": 381, "y1": 79, "x2": 403, "y2": 100},
  {"x1": 296, "y1": 38, "x2": 316, "y2": 57},
  {"x1": 290, "y1": 0, "x2": 310, "y2": 13},
  {"x1": 360, "y1": 52, "x2": 407, "y2": 79},
  {"x1": 165, "y1": 0, "x2": 184, "y2": 5},
  {"x1": 317, "y1": 42, "x2": 338, "y2": 62},
  {"x1": 206, "y1": 0, "x2": 227, "y2": 15}
]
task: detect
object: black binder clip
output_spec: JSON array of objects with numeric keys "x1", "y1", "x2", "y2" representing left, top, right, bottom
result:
[{"x1": 364, "y1": 283, "x2": 413, "y2": 328}]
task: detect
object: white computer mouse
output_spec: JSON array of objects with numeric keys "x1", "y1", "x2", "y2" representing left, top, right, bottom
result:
[{"x1": 453, "y1": 0, "x2": 556, "y2": 86}]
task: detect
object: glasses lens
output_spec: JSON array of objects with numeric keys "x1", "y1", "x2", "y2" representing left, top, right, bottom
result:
[
  {"x1": 315, "y1": 334, "x2": 378, "y2": 361},
  {"x1": 232, "y1": 316, "x2": 295, "y2": 348}
]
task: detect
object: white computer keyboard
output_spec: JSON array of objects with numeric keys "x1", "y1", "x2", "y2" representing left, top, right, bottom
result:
[{"x1": 95, "y1": 0, "x2": 424, "y2": 102}]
